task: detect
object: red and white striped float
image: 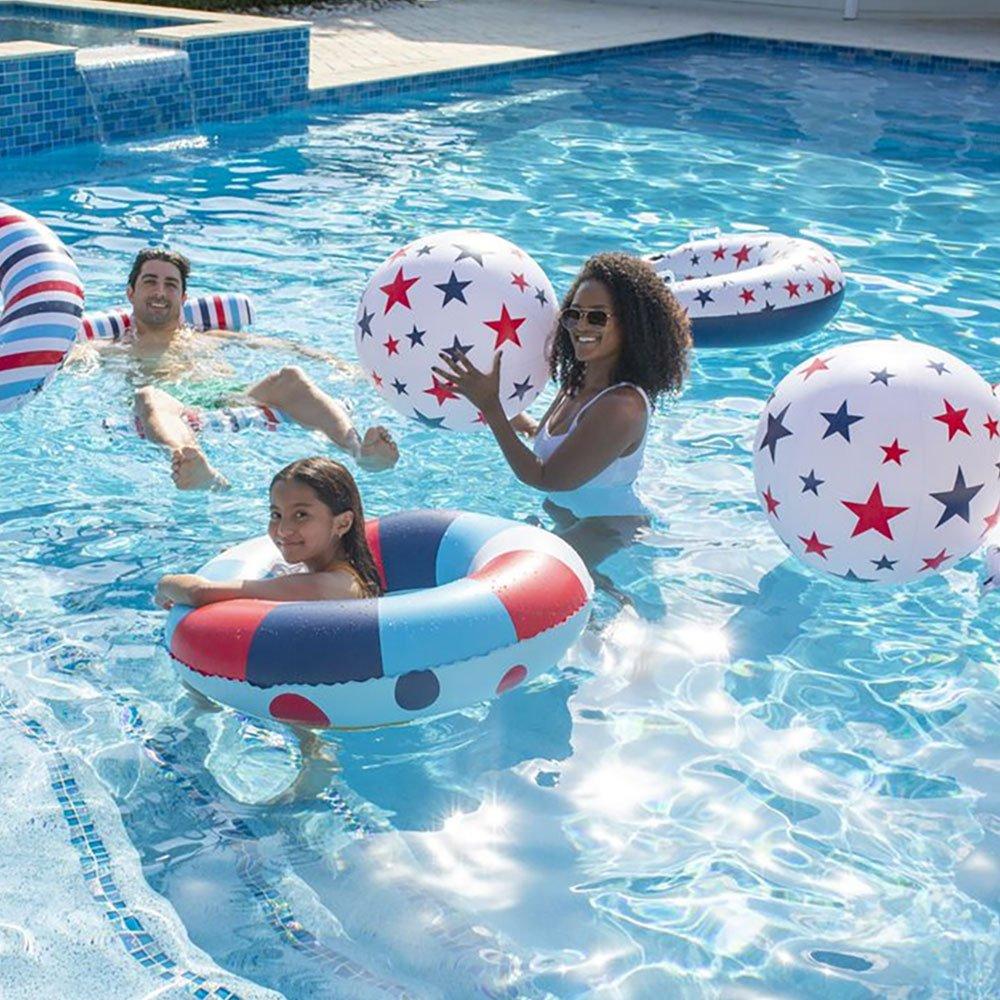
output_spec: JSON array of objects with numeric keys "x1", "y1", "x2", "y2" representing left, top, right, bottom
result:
[
  {"x1": 165, "y1": 510, "x2": 594, "y2": 729},
  {"x1": 647, "y1": 231, "x2": 845, "y2": 347},
  {"x1": 0, "y1": 203, "x2": 84, "y2": 414}
]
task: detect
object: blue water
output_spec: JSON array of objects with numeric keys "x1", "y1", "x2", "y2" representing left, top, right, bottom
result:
[
  {"x1": 0, "y1": 15, "x2": 142, "y2": 47},
  {"x1": 1, "y1": 44, "x2": 999, "y2": 998}
]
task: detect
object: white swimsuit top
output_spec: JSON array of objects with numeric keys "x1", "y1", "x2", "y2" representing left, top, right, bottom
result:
[{"x1": 533, "y1": 382, "x2": 651, "y2": 515}]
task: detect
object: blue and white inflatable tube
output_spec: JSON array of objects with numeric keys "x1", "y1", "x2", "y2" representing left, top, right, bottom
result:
[
  {"x1": 166, "y1": 510, "x2": 594, "y2": 729},
  {"x1": 0, "y1": 202, "x2": 84, "y2": 414},
  {"x1": 81, "y1": 291, "x2": 254, "y2": 341},
  {"x1": 647, "y1": 231, "x2": 845, "y2": 347}
]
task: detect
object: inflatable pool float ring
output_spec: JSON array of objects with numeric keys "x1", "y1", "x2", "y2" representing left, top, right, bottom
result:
[
  {"x1": 166, "y1": 510, "x2": 594, "y2": 729},
  {"x1": 0, "y1": 202, "x2": 84, "y2": 414},
  {"x1": 647, "y1": 231, "x2": 844, "y2": 347}
]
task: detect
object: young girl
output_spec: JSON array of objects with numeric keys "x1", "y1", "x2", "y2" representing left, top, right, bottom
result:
[
  {"x1": 433, "y1": 252, "x2": 691, "y2": 571},
  {"x1": 155, "y1": 457, "x2": 382, "y2": 608}
]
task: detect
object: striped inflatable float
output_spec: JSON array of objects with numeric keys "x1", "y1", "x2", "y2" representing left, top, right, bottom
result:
[
  {"x1": 166, "y1": 510, "x2": 594, "y2": 729},
  {"x1": 0, "y1": 203, "x2": 84, "y2": 415},
  {"x1": 647, "y1": 231, "x2": 845, "y2": 348},
  {"x1": 80, "y1": 292, "x2": 254, "y2": 341},
  {"x1": 103, "y1": 402, "x2": 287, "y2": 437}
]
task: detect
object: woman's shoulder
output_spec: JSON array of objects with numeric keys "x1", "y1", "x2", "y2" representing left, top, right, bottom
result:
[{"x1": 590, "y1": 384, "x2": 650, "y2": 419}]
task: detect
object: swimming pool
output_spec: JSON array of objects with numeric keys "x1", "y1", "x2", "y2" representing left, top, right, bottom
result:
[{"x1": 1, "y1": 40, "x2": 998, "y2": 998}]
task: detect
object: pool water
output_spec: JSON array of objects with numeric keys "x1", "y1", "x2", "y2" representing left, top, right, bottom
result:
[
  {"x1": 1, "y1": 42, "x2": 998, "y2": 998},
  {"x1": 0, "y1": 15, "x2": 141, "y2": 47}
]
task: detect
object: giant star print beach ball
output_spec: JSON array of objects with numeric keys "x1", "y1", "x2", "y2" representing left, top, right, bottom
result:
[
  {"x1": 752, "y1": 338, "x2": 1000, "y2": 584},
  {"x1": 355, "y1": 230, "x2": 557, "y2": 431}
]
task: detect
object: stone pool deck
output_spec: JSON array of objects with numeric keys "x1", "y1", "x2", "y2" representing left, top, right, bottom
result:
[{"x1": 305, "y1": 0, "x2": 1000, "y2": 94}]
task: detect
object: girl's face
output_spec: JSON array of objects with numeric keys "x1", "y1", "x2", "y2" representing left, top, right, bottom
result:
[
  {"x1": 563, "y1": 279, "x2": 623, "y2": 367},
  {"x1": 268, "y1": 479, "x2": 353, "y2": 568}
]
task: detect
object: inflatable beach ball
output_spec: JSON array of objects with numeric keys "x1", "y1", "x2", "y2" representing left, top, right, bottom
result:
[
  {"x1": 753, "y1": 338, "x2": 1000, "y2": 584},
  {"x1": 355, "y1": 230, "x2": 557, "y2": 431}
]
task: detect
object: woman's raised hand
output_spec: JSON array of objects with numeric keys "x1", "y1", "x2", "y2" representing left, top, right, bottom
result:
[{"x1": 432, "y1": 349, "x2": 502, "y2": 416}]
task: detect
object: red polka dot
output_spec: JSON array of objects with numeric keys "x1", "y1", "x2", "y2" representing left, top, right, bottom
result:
[
  {"x1": 269, "y1": 693, "x2": 330, "y2": 727},
  {"x1": 496, "y1": 665, "x2": 527, "y2": 695}
]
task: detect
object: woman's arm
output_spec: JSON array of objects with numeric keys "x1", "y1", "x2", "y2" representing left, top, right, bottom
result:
[
  {"x1": 155, "y1": 569, "x2": 363, "y2": 608},
  {"x1": 432, "y1": 353, "x2": 646, "y2": 492}
]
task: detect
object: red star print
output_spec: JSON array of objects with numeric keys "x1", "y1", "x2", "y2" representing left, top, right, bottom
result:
[
  {"x1": 739, "y1": 287, "x2": 755, "y2": 305},
  {"x1": 933, "y1": 399, "x2": 970, "y2": 441},
  {"x1": 388, "y1": 245, "x2": 409, "y2": 263},
  {"x1": 762, "y1": 487, "x2": 780, "y2": 516},
  {"x1": 474, "y1": 410, "x2": 487, "y2": 424},
  {"x1": 820, "y1": 273, "x2": 837, "y2": 295},
  {"x1": 713, "y1": 245, "x2": 726, "y2": 260},
  {"x1": 920, "y1": 549, "x2": 950, "y2": 572},
  {"x1": 383, "y1": 334, "x2": 400, "y2": 356},
  {"x1": 484, "y1": 304, "x2": 526, "y2": 349},
  {"x1": 799, "y1": 531, "x2": 832, "y2": 559},
  {"x1": 510, "y1": 272, "x2": 528, "y2": 292},
  {"x1": 880, "y1": 438, "x2": 908, "y2": 465},
  {"x1": 799, "y1": 355, "x2": 831, "y2": 380},
  {"x1": 424, "y1": 375, "x2": 459, "y2": 406},
  {"x1": 371, "y1": 370, "x2": 382, "y2": 388},
  {"x1": 783, "y1": 280, "x2": 800, "y2": 299},
  {"x1": 379, "y1": 267, "x2": 420, "y2": 314},
  {"x1": 984, "y1": 414, "x2": 999, "y2": 439},
  {"x1": 841, "y1": 483, "x2": 909, "y2": 540},
  {"x1": 805, "y1": 281, "x2": 814, "y2": 293},
  {"x1": 982, "y1": 498, "x2": 1000, "y2": 536},
  {"x1": 732, "y1": 245, "x2": 751, "y2": 267}
]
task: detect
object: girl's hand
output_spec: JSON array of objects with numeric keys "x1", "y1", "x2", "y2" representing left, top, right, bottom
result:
[
  {"x1": 432, "y1": 349, "x2": 502, "y2": 415},
  {"x1": 155, "y1": 573, "x2": 203, "y2": 610}
]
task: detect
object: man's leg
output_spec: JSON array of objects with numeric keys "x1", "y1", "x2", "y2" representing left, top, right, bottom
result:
[
  {"x1": 248, "y1": 367, "x2": 398, "y2": 471},
  {"x1": 133, "y1": 386, "x2": 228, "y2": 490}
]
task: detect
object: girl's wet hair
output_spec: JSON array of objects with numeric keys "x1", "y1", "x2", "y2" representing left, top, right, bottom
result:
[
  {"x1": 549, "y1": 251, "x2": 692, "y2": 401},
  {"x1": 270, "y1": 457, "x2": 382, "y2": 597}
]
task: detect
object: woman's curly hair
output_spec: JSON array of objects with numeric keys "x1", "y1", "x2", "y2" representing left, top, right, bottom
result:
[{"x1": 549, "y1": 252, "x2": 691, "y2": 403}]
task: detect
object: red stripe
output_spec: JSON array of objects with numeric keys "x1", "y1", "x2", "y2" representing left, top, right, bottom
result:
[
  {"x1": 82, "y1": 319, "x2": 94, "y2": 339},
  {"x1": 5, "y1": 279, "x2": 83, "y2": 308},
  {"x1": 0, "y1": 215, "x2": 27, "y2": 228},
  {"x1": 170, "y1": 600, "x2": 276, "y2": 681},
  {"x1": 471, "y1": 549, "x2": 588, "y2": 640},
  {"x1": 213, "y1": 295, "x2": 226, "y2": 329},
  {"x1": 257, "y1": 404, "x2": 279, "y2": 429},
  {"x1": 364, "y1": 518, "x2": 388, "y2": 593},
  {"x1": 0, "y1": 350, "x2": 65, "y2": 372}
]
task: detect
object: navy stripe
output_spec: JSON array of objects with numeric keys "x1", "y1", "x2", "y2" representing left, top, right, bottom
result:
[
  {"x1": 198, "y1": 298, "x2": 212, "y2": 329},
  {"x1": 245, "y1": 600, "x2": 383, "y2": 686},
  {"x1": 377, "y1": 509, "x2": 460, "y2": 592},
  {"x1": 0, "y1": 241, "x2": 68, "y2": 284},
  {"x1": 0, "y1": 298, "x2": 83, "y2": 329},
  {"x1": 691, "y1": 290, "x2": 844, "y2": 348}
]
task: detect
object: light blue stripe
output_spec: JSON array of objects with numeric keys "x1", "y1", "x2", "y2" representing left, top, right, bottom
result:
[
  {"x1": 0, "y1": 324, "x2": 78, "y2": 346},
  {"x1": 377, "y1": 579, "x2": 516, "y2": 676},
  {"x1": 0, "y1": 377, "x2": 43, "y2": 401},
  {"x1": 0, "y1": 222, "x2": 40, "y2": 254},
  {"x1": 225, "y1": 293, "x2": 239, "y2": 328},
  {"x1": 4, "y1": 259, "x2": 79, "y2": 293},
  {"x1": 435, "y1": 511, "x2": 512, "y2": 584}
]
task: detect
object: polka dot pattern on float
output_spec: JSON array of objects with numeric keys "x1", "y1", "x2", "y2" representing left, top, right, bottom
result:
[
  {"x1": 496, "y1": 665, "x2": 527, "y2": 694},
  {"x1": 394, "y1": 669, "x2": 441, "y2": 711},
  {"x1": 269, "y1": 693, "x2": 330, "y2": 727}
]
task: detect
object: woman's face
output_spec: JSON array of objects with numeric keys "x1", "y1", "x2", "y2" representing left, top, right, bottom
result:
[
  {"x1": 268, "y1": 479, "x2": 351, "y2": 566},
  {"x1": 564, "y1": 279, "x2": 623, "y2": 367}
]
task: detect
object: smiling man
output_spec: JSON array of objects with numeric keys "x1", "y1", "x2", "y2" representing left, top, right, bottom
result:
[{"x1": 98, "y1": 248, "x2": 398, "y2": 489}]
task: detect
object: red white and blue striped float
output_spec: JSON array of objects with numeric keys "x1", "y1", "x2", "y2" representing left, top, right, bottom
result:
[
  {"x1": 165, "y1": 510, "x2": 594, "y2": 729},
  {"x1": 646, "y1": 232, "x2": 845, "y2": 348},
  {"x1": 80, "y1": 292, "x2": 254, "y2": 341},
  {"x1": 0, "y1": 203, "x2": 84, "y2": 414}
]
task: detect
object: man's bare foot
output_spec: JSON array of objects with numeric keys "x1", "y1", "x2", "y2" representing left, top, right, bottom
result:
[
  {"x1": 171, "y1": 446, "x2": 229, "y2": 490},
  {"x1": 357, "y1": 425, "x2": 399, "y2": 472}
]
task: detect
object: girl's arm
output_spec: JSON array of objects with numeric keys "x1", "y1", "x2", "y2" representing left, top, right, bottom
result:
[
  {"x1": 155, "y1": 569, "x2": 363, "y2": 608},
  {"x1": 432, "y1": 353, "x2": 646, "y2": 492}
]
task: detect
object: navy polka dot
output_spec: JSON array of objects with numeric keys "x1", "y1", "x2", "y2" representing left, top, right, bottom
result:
[{"x1": 394, "y1": 670, "x2": 440, "y2": 711}]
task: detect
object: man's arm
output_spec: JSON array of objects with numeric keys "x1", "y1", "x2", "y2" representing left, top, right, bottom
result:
[{"x1": 203, "y1": 328, "x2": 360, "y2": 376}]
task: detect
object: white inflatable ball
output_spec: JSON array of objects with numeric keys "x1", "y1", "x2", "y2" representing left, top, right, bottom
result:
[
  {"x1": 753, "y1": 338, "x2": 1000, "y2": 584},
  {"x1": 354, "y1": 229, "x2": 557, "y2": 431}
]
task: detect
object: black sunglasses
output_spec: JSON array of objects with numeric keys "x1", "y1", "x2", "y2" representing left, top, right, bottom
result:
[{"x1": 560, "y1": 307, "x2": 614, "y2": 330}]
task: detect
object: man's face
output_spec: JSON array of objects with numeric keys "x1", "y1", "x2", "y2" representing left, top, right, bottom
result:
[{"x1": 127, "y1": 259, "x2": 185, "y2": 330}]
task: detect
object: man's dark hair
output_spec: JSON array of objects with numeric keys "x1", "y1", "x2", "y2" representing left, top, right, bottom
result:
[{"x1": 127, "y1": 248, "x2": 191, "y2": 293}]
